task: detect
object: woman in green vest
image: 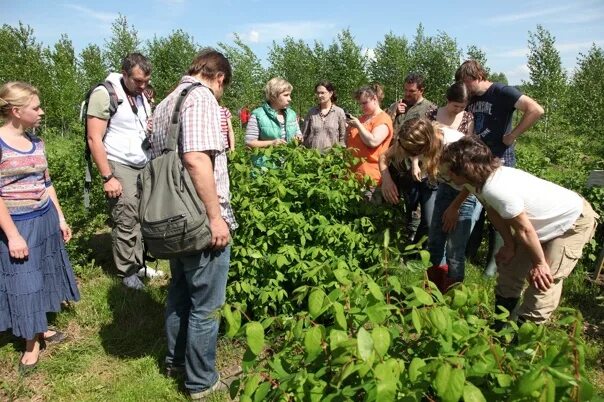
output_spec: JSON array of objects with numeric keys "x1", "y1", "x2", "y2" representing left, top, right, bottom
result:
[{"x1": 245, "y1": 77, "x2": 301, "y2": 148}]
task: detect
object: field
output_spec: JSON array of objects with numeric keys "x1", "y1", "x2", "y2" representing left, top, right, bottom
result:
[{"x1": 0, "y1": 128, "x2": 603, "y2": 401}]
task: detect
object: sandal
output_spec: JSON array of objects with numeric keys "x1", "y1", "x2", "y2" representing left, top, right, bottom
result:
[
  {"x1": 44, "y1": 330, "x2": 67, "y2": 344},
  {"x1": 18, "y1": 338, "x2": 45, "y2": 375}
]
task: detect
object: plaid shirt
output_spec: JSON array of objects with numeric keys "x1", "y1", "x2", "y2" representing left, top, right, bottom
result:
[{"x1": 150, "y1": 75, "x2": 237, "y2": 231}]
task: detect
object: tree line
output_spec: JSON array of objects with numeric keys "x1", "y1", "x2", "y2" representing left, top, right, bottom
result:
[{"x1": 1, "y1": 15, "x2": 603, "y2": 144}]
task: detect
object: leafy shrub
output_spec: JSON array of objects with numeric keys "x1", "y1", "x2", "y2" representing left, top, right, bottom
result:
[
  {"x1": 227, "y1": 144, "x2": 408, "y2": 318},
  {"x1": 517, "y1": 133, "x2": 603, "y2": 270},
  {"x1": 43, "y1": 129, "x2": 107, "y2": 266},
  {"x1": 225, "y1": 249, "x2": 594, "y2": 402}
]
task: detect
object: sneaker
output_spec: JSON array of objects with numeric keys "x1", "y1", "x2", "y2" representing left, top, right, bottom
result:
[
  {"x1": 164, "y1": 364, "x2": 185, "y2": 379},
  {"x1": 122, "y1": 274, "x2": 145, "y2": 290},
  {"x1": 189, "y1": 375, "x2": 229, "y2": 400},
  {"x1": 137, "y1": 266, "x2": 165, "y2": 279}
]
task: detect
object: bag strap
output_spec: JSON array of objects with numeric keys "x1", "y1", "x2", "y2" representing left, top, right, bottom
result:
[
  {"x1": 83, "y1": 80, "x2": 121, "y2": 209},
  {"x1": 165, "y1": 82, "x2": 209, "y2": 152}
]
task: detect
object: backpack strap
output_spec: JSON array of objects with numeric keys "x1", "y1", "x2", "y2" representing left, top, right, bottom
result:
[
  {"x1": 83, "y1": 81, "x2": 121, "y2": 209},
  {"x1": 165, "y1": 82, "x2": 209, "y2": 152}
]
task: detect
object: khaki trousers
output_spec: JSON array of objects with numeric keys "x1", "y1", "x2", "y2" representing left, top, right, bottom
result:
[
  {"x1": 495, "y1": 199, "x2": 598, "y2": 323},
  {"x1": 107, "y1": 160, "x2": 144, "y2": 277}
]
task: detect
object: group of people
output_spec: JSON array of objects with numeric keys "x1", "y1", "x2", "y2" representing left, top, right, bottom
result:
[
  {"x1": 0, "y1": 48, "x2": 599, "y2": 401},
  {"x1": 0, "y1": 50, "x2": 235, "y2": 399},
  {"x1": 242, "y1": 61, "x2": 599, "y2": 331}
]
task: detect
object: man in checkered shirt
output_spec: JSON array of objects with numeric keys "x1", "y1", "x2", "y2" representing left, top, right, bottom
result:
[{"x1": 150, "y1": 48, "x2": 236, "y2": 400}]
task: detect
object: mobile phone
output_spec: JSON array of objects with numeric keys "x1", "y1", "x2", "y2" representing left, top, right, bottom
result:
[{"x1": 345, "y1": 112, "x2": 353, "y2": 119}]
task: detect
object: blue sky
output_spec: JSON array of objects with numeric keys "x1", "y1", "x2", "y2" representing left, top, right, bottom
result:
[{"x1": 3, "y1": 0, "x2": 603, "y2": 85}]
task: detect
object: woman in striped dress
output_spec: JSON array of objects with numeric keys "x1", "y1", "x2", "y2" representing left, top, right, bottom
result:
[{"x1": 0, "y1": 82, "x2": 79, "y2": 373}]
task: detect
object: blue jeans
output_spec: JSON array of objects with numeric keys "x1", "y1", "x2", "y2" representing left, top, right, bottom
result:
[
  {"x1": 404, "y1": 178, "x2": 437, "y2": 242},
  {"x1": 428, "y1": 184, "x2": 481, "y2": 281},
  {"x1": 165, "y1": 245, "x2": 231, "y2": 393}
]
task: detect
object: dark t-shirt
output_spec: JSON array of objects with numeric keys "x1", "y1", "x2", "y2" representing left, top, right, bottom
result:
[{"x1": 467, "y1": 83, "x2": 522, "y2": 166}]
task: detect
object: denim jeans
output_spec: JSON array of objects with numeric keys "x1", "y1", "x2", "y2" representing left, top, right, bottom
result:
[
  {"x1": 428, "y1": 183, "x2": 481, "y2": 281},
  {"x1": 404, "y1": 179, "x2": 437, "y2": 242},
  {"x1": 165, "y1": 245, "x2": 231, "y2": 393}
]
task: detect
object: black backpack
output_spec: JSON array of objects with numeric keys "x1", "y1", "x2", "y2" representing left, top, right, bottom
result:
[{"x1": 80, "y1": 81, "x2": 121, "y2": 208}]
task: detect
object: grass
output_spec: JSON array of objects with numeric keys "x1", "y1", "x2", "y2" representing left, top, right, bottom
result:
[
  {"x1": 1, "y1": 240, "x2": 603, "y2": 400},
  {"x1": 0, "y1": 258, "x2": 244, "y2": 402}
]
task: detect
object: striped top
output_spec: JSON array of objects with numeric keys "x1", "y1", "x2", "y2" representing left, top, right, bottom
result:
[
  {"x1": 220, "y1": 107, "x2": 232, "y2": 149},
  {"x1": 0, "y1": 134, "x2": 52, "y2": 218}
]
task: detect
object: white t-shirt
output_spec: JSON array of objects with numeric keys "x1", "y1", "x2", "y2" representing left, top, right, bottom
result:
[
  {"x1": 476, "y1": 166, "x2": 583, "y2": 242},
  {"x1": 433, "y1": 127, "x2": 465, "y2": 188}
]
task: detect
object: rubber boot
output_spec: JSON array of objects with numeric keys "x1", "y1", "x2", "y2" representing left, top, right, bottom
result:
[
  {"x1": 427, "y1": 264, "x2": 449, "y2": 293},
  {"x1": 484, "y1": 230, "x2": 504, "y2": 277},
  {"x1": 492, "y1": 295, "x2": 519, "y2": 331}
]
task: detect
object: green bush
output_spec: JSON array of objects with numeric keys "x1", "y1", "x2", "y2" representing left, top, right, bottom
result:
[
  {"x1": 517, "y1": 133, "x2": 603, "y2": 271},
  {"x1": 226, "y1": 253, "x2": 594, "y2": 402},
  {"x1": 44, "y1": 129, "x2": 107, "y2": 266},
  {"x1": 227, "y1": 145, "x2": 409, "y2": 318}
]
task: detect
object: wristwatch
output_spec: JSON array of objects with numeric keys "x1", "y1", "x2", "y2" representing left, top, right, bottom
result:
[{"x1": 102, "y1": 173, "x2": 114, "y2": 183}]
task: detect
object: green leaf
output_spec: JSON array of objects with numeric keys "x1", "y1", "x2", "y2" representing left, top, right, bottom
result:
[
  {"x1": 412, "y1": 286, "x2": 433, "y2": 306},
  {"x1": 433, "y1": 362, "x2": 451, "y2": 398},
  {"x1": 451, "y1": 289, "x2": 468, "y2": 308},
  {"x1": 308, "y1": 289, "x2": 326, "y2": 319},
  {"x1": 382, "y1": 228, "x2": 390, "y2": 248},
  {"x1": 223, "y1": 304, "x2": 240, "y2": 338},
  {"x1": 495, "y1": 373, "x2": 513, "y2": 388},
  {"x1": 517, "y1": 368, "x2": 546, "y2": 396},
  {"x1": 366, "y1": 303, "x2": 388, "y2": 324},
  {"x1": 254, "y1": 382, "x2": 271, "y2": 402},
  {"x1": 367, "y1": 278, "x2": 384, "y2": 301},
  {"x1": 276, "y1": 254, "x2": 288, "y2": 268},
  {"x1": 462, "y1": 382, "x2": 486, "y2": 402},
  {"x1": 411, "y1": 307, "x2": 422, "y2": 334},
  {"x1": 374, "y1": 362, "x2": 396, "y2": 402},
  {"x1": 419, "y1": 249, "x2": 431, "y2": 267},
  {"x1": 332, "y1": 302, "x2": 347, "y2": 330},
  {"x1": 387, "y1": 276, "x2": 401, "y2": 292},
  {"x1": 245, "y1": 322, "x2": 264, "y2": 356},
  {"x1": 304, "y1": 325, "x2": 323, "y2": 361},
  {"x1": 333, "y1": 268, "x2": 352, "y2": 285},
  {"x1": 428, "y1": 307, "x2": 448, "y2": 335},
  {"x1": 329, "y1": 329, "x2": 348, "y2": 351},
  {"x1": 408, "y1": 357, "x2": 425, "y2": 382},
  {"x1": 243, "y1": 372, "x2": 261, "y2": 396},
  {"x1": 249, "y1": 251, "x2": 263, "y2": 259},
  {"x1": 357, "y1": 327, "x2": 374, "y2": 361},
  {"x1": 435, "y1": 364, "x2": 464, "y2": 402},
  {"x1": 371, "y1": 326, "x2": 391, "y2": 357}
]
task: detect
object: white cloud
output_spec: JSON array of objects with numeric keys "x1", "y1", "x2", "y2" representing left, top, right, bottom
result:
[
  {"x1": 492, "y1": 47, "x2": 528, "y2": 58},
  {"x1": 504, "y1": 64, "x2": 531, "y2": 85},
  {"x1": 486, "y1": 5, "x2": 572, "y2": 23},
  {"x1": 62, "y1": 3, "x2": 118, "y2": 24},
  {"x1": 555, "y1": 40, "x2": 604, "y2": 53},
  {"x1": 491, "y1": 39, "x2": 604, "y2": 61},
  {"x1": 234, "y1": 21, "x2": 337, "y2": 43},
  {"x1": 485, "y1": 0, "x2": 604, "y2": 25}
]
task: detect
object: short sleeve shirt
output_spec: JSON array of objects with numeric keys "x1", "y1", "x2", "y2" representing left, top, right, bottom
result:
[
  {"x1": 478, "y1": 167, "x2": 582, "y2": 242},
  {"x1": 150, "y1": 76, "x2": 236, "y2": 230},
  {"x1": 87, "y1": 88, "x2": 112, "y2": 120},
  {"x1": 467, "y1": 83, "x2": 522, "y2": 166}
]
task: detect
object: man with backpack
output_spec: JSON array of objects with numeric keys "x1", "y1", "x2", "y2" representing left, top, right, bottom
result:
[
  {"x1": 86, "y1": 52, "x2": 163, "y2": 290},
  {"x1": 148, "y1": 48, "x2": 236, "y2": 399}
]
